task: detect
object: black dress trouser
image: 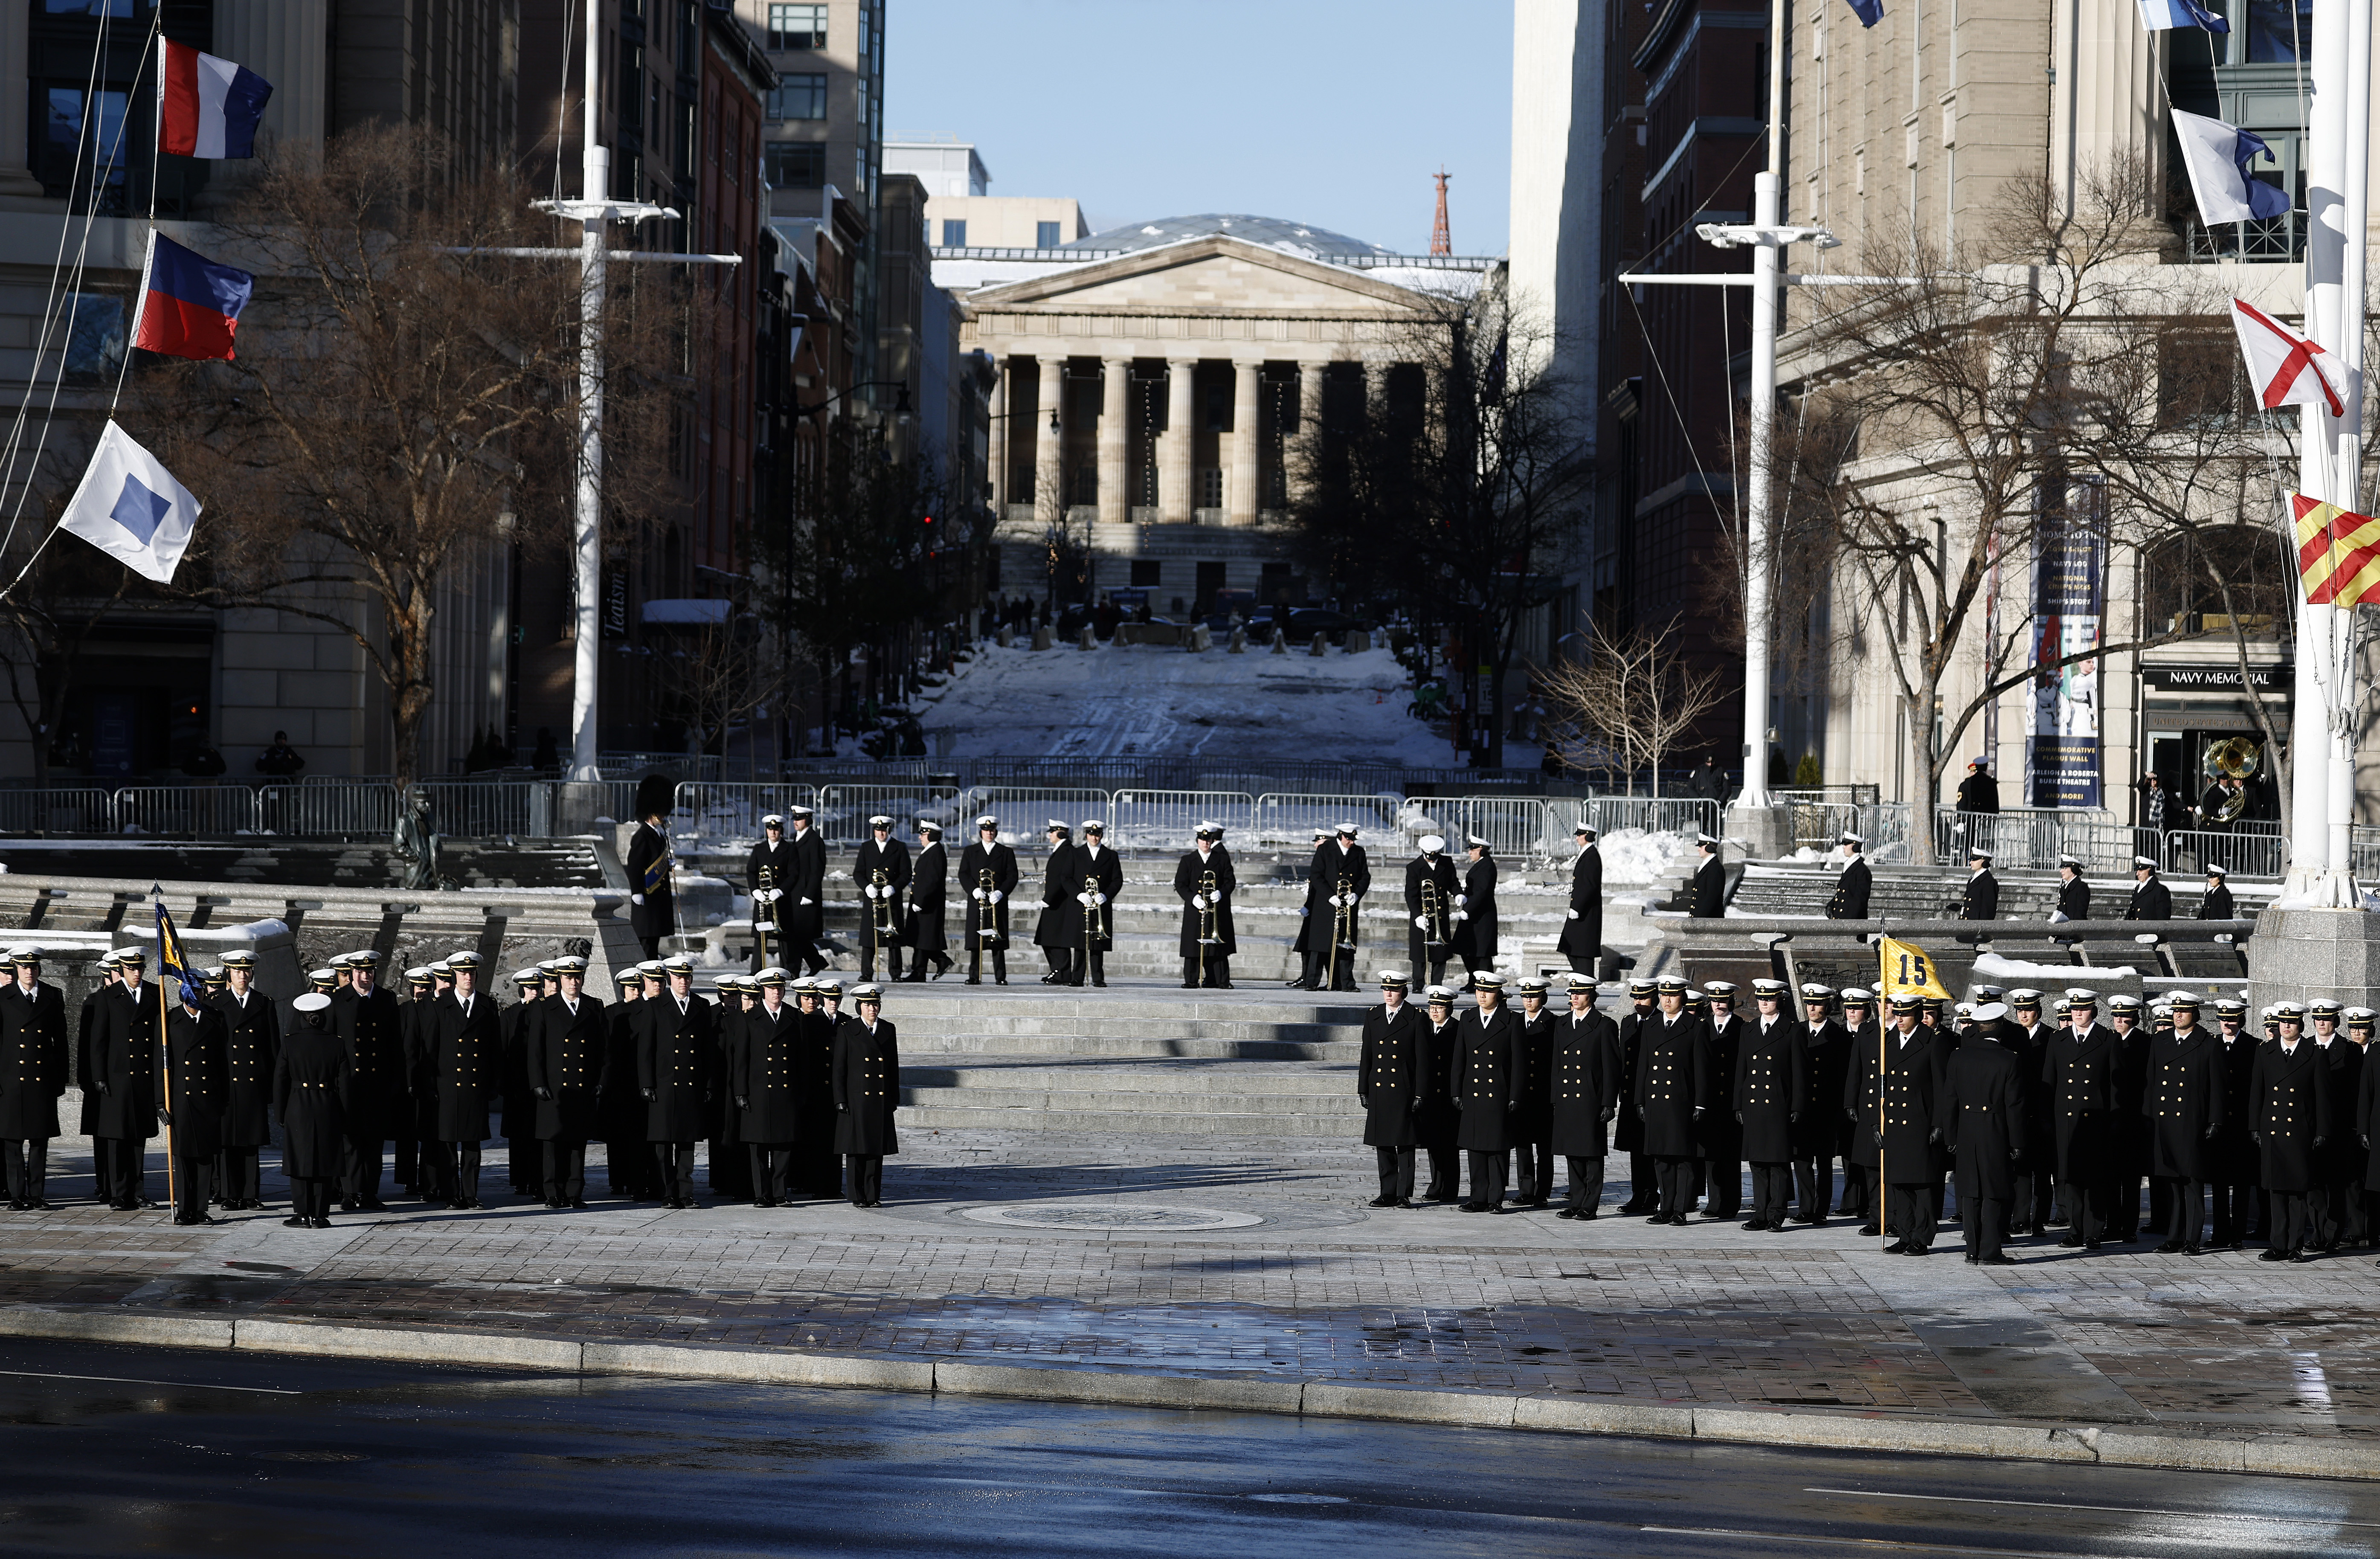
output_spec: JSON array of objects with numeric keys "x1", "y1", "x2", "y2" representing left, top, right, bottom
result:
[
  {"x1": 1654, "y1": 1155, "x2": 1695, "y2": 1216},
  {"x1": 1510, "y1": 1140, "x2": 1553, "y2": 1202},
  {"x1": 215, "y1": 1147, "x2": 260, "y2": 1205},
  {"x1": 749, "y1": 1145, "x2": 795, "y2": 1202},
  {"x1": 1962, "y1": 1196, "x2": 2006, "y2": 1259},
  {"x1": 171, "y1": 1155, "x2": 213, "y2": 1222},
  {"x1": 1422, "y1": 1146, "x2": 1459, "y2": 1199},
  {"x1": 542, "y1": 1142, "x2": 587, "y2": 1204},
  {"x1": 1887, "y1": 1182, "x2": 1938, "y2": 1249},
  {"x1": 1749, "y1": 1163, "x2": 1792, "y2": 1224},
  {"x1": 3, "y1": 1140, "x2": 49, "y2": 1205},
  {"x1": 1373, "y1": 1146, "x2": 1415, "y2": 1202},
  {"x1": 1791, "y1": 1155, "x2": 1831, "y2": 1219},
  {"x1": 654, "y1": 1143, "x2": 697, "y2": 1202},
  {"x1": 1465, "y1": 1149, "x2": 1508, "y2": 1209},
  {"x1": 103, "y1": 1137, "x2": 148, "y2": 1204},
  {"x1": 846, "y1": 1153, "x2": 884, "y2": 1204},
  {"x1": 2158, "y1": 1176, "x2": 2206, "y2": 1245},
  {"x1": 290, "y1": 1176, "x2": 331, "y2": 1220},
  {"x1": 1563, "y1": 1155, "x2": 1603, "y2": 1214}
]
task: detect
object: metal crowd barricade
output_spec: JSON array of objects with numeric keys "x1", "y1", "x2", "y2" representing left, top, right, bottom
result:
[
  {"x1": 416, "y1": 780, "x2": 535, "y2": 837},
  {"x1": 815, "y1": 782, "x2": 966, "y2": 847},
  {"x1": 1415, "y1": 796, "x2": 1554, "y2": 861},
  {"x1": 1785, "y1": 800, "x2": 1862, "y2": 851},
  {"x1": 2058, "y1": 819, "x2": 2162, "y2": 873},
  {"x1": 1572, "y1": 795, "x2": 1719, "y2": 839},
  {"x1": 1933, "y1": 809, "x2": 2060, "y2": 869},
  {"x1": 672, "y1": 781, "x2": 822, "y2": 840},
  {"x1": 113, "y1": 785, "x2": 261, "y2": 837},
  {"x1": 2164, "y1": 828, "x2": 2290, "y2": 880},
  {"x1": 1106, "y1": 789, "x2": 1257, "y2": 853},
  {"x1": 0, "y1": 787, "x2": 115, "y2": 834},
  {"x1": 1251, "y1": 792, "x2": 1409, "y2": 848},
  {"x1": 955, "y1": 787, "x2": 1116, "y2": 851},
  {"x1": 258, "y1": 782, "x2": 404, "y2": 838}
]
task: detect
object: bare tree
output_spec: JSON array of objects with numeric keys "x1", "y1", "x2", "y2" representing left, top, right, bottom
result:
[
  {"x1": 1537, "y1": 618, "x2": 1728, "y2": 798},
  {"x1": 649, "y1": 613, "x2": 789, "y2": 772}
]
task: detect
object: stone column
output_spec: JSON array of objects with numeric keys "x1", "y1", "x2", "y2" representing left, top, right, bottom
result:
[
  {"x1": 0, "y1": 4, "x2": 45, "y2": 195},
  {"x1": 1162, "y1": 357, "x2": 1196, "y2": 524},
  {"x1": 1291, "y1": 360, "x2": 1326, "y2": 501},
  {"x1": 1228, "y1": 359, "x2": 1262, "y2": 525},
  {"x1": 1034, "y1": 357, "x2": 1065, "y2": 521},
  {"x1": 1097, "y1": 356, "x2": 1130, "y2": 528},
  {"x1": 986, "y1": 361, "x2": 1008, "y2": 513},
  {"x1": 215, "y1": 4, "x2": 329, "y2": 151}
]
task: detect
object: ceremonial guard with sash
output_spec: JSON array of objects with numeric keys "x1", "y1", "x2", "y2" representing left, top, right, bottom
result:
[
  {"x1": 429, "y1": 951, "x2": 501, "y2": 1209},
  {"x1": 0, "y1": 949, "x2": 65, "y2": 1210},
  {"x1": 529, "y1": 956, "x2": 607, "y2": 1209},
  {"x1": 1939, "y1": 1000, "x2": 2023, "y2": 1263},
  {"x1": 1735, "y1": 979, "x2": 1806, "y2": 1231},
  {"x1": 640, "y1": 955, "x2": 716, "y2": 1209},
  {"x1": 856, "y1": 816, "x2": 912, "y2": 984},
  {"x1": 833, "y1": 984, "x2": 900, "y2": 1207},
  {"x1": 624, "y1": 776, "x2": 676, "y2": 961},
  {"x1": 1554, "y1": 823, "x2": 1603, "y2": 975},
  {"x1": 1174, "y1": 824, "x2": 1236, "y2": 989},
  {"x1": 277, "y1": 992, "x2": 348, "y2": 1227},
  {"x1": 1356, "y1": 970, "x2": 1423, "y2": 1206},
  {"x1": 1452, "y1": 972, "x2": 1522, "y2": 1212},
  {"x1": 1402, "y1": 836, "x2": 1460, "y2": 989},
  {"x1": 160, "y1": 973, "x2": 229, "y2": 1226},
  {"x1": 1071, "y1": 820, "x2": 1123, "y2": 987},
  {"x1": 959, "y1": 815, "x2": 1017, "y2": 986},
  {"x1": 1636, "y1": 977, "x2": 1713, "y2": 1224},
  {"x1": 904, "y1": 820, "x2": 952, "y2": 980},
  {"x1": 210, "y1": 948, "x2": 277, "y2": 1211},
  {"x1": 1826, "y1": 834, "x2": 1872, "y2": 919}
]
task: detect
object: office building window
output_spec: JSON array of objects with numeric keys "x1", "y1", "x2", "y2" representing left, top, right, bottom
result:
[
  {"x1": 766, "y1": 142, "x2": 825, "y2": 188},
  {"x1": 1130, "y1": 560, "x2": 1162, "y2": 587},
  {"x1": 768, "y1": 74, "x2": 826, "y2": 121},
  {"x1": 767, "y1": 3, "x2": 826, "y2": 49},
  {"x1": 1197, "y1": 468, "x2": 1224, "y2": 508},
  {"x1": 64, "y1": 293, "x2": 123, "y2": 379},
  {"x1": 1036, "y1": 220, "x2": 1061, "y2": 249},
  {"x1": 940, "y1": 219, "x2": 967, "y2": 247}
]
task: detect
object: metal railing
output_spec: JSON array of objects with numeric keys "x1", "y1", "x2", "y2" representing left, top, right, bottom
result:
[
  {"x1": 1566, "y1": 795, "x2": 1721, "y2": 840},
  {"x1": 1252, "y1": 792, "x2": 1410, "y2": 848},
  {"x1": 1106, "y1": 789, "x2": 1257, "y2": 852},
  {"x1": 814, "y1": 783, "x2": 964, "y2": 847},
  {"x1": 0, "y1": 787, "x2": 116, "y2": 834},
  {"x1": 2164, "y1": 828, "x2": 2290, "y2": 880},
  {"x1": 2059, "y1": 820, "x2": 2165, "y2": 873},
  {"x1": 670, "y1": 781, "x2": 822, "y2": 840},
  {"x1": 114, "y1": 785, "x2": 261, "y2": 836},
  {"x1": 1413, "y1": 796, "x2": 1560, "y2": 860},
  {"x1": 955, "y1": 787, "x2": 1117, "y2": 850},
  {"x1": 1785, "y1": 800, "x2": 1863, "y2": 851},
  {"x1": 258, "y1": 783, "x2": 403, "y2": 839},
  {"x1": 415, "y1": 780, "x2": 536, "y2": 838}
]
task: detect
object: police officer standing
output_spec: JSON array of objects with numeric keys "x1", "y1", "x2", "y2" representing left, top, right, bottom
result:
[
  {"x1": 959, "y1": 815, "x2": 1016, "y2": 986},
  {"x1": 833, "y1": 984, "x2": 899, "y2": 1207},
  {"x1": 0, "y1": 949, "x2": 65, "y2": 1211},
  {"x1": 210, "y1": 949, "x2": 277, "y2": 1211},
  {"x1": 1357, "y1": 970, "x2": 1423, "y2": 1206},
  {"x1": 1453, "y1": 972, "x2": 1522, "y2": 1212}
]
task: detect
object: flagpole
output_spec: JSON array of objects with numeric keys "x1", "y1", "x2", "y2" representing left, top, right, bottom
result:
[
  {"x1": 156, "y1": 928, "x2": 174, "y2": 1213},
  {"x1": 1876, "y1": 943, "x2": 1888, "y2": 1250},
  {"x1": 2321, "y1": 0, "x2": 2370, "y2": 890}
]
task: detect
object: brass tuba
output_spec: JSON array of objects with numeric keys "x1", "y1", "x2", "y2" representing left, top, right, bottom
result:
[{"x1": 2202, "y1": 737, "x2": 2258, "y2": 824}]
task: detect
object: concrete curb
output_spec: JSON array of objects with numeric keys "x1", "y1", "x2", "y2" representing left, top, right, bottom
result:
[{"x1": 6, "y1": 1303, "x2": 2374, "y2": 1481}]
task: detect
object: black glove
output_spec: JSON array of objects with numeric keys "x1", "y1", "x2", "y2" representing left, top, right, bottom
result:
[
  {"x1": 2010, "y1": 1147, "x2": 2022, "y2": 1160},
  {"x1": 2316, "y1": 1135, "x2": 2328, "y2": 1148},
  {"x1": 158, "y1": 1107, "x2": 171, "y2": 1126},
  {"x1": 2209, "y1": 1125, "x2": 2222, "y2": 1141},
  {"x1": 1601, "y1": 1107, "x2": 1616, "y2": 1123},
  {"x1": 1928, "y1": 1128, "x2": 1943, "y2": 1144},
  {"x1": 534, "y1": 1086, "x2": 552, "y2": 1100},
  {"x1": 735, "y1": 1096, "x2": 748, "y2": 1110},
  {"x1": 1788, "y1": 1112, "x2": 1800, "y2": 1124},
  {"x1": 641, "y1": 1088, "x2": 654, "y2": 1101},
  {"x1": 1691, "y1": 1106, "x2": 1706, "y2": 1121},
  {"x1": 1358, "y1": 1095, "x2": 1370, "y2": 1109},
  {"x1": 1733, "y1": 1110, "x2": 1744, "y2": 1124},
  {"x1": 1872, "y1": 1127, "x2": 1885, "y2": 1147},
  {"x1": 95, "y1": 1080, "x2": 109, "y2": 1095}
]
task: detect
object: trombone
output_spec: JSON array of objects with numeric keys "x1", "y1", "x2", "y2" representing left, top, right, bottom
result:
[
  {"x1": 1419, "y1": 877, "x2": 1450, "y2": 952},
  {"x1": 977, "y1": 867, "x2": 1004, "y2": 944},
  {"x1": 752, "y1": 864, "x2": 776, "y2": 967},
  {"x1": 870, "y1": 867, "x2": 897, "y2": 954},
  {"x1": 1081, "y1": 870, "x2": 1109, "y2": 953},
  {"x1": 1326, "y1": 871, "x2": 1355, "y2": 986},
  {"x1": 1198, "y1": 869, "x2": 1222, "y2": 946}
]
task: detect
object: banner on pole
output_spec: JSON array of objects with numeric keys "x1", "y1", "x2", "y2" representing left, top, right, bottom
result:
[{"x1": 2028, "y1": 480, "x2": 2104, "y2": 809}]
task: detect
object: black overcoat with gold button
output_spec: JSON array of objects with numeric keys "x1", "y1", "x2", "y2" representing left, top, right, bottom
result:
[
  {"x1": 740, "y1": 1002, "x2": 804, "y2": 1145},
  {"x1": 2249, "y1": 1039, "x2": 2326, "y2": 1192},
  {"x1": 1357, "y1": 1001, "x2": 1425, "y2": 1147},
  {"x1": 639, "y1": 993, "x2": 717, "y2": 1143},
  {"x1": 0, "y1": 980, "x2": 67, "y2": 1140},
  {"x1": 2141, "y1": 1026, "x2": 2224, "y2": 1179},
  {"x1": 212, "y1": 989, "x2": 278, "y2": 1147},
  {"x1": 1633, "y1": 1014, "x2": 1713, "y2": 1157},
  {"x1": 530, "y1": 994, "x2": 610, "y2": 1143},
  {"x1": 1733, "y1": 1016, "x2": 1806, "y2": 1164},
  {"x1": 429, "y1": 990, "x2": 504, "y2": 1143},
  {"x1": 2044, "y1": 1020, "x2": 2123, "y2": 1181},
  {"x1": 1546, "y1": 1009, "x2": 1623, "y2": 1158},
  {"x1": 1844, "y1": 1028, "x2": 1945, "y2": 1180},
  {"x1": 1452, "y1": 1004, "x2": 1524, "y2": 1152},
  {"x1": 1940, "y1": 1034, "x2": 2022, "y2": 1200},
  {"x1": 160, "y1": 1002, "x2": 229, "y2": 1158},
  {"x1": 832, "y1": 1016, "x2": 900, "y2": 1155}
]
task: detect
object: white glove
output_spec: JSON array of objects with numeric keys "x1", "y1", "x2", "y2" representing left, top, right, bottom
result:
[
  {"x1": 972, "y1": 888, "x2": 987, "y2": 901},
  {"x1": 989, "y1": 890, "x2": 1004, "y2": 903},
  {"x1": 2049, "y1": 910, "x2": 2068, "y2": 923},
  {"x1": 1193, "y1": 894, "x2": 1211, "y2": 909},
  {"x1": 801, "y1": 897, "x2": 815, "y2": 906},
  {"x1": 631, "y1": 894, "x2": 645, "y2": 906},
  {"x1": 1077, "y1": 891, "x2": 1095, "y2": 905},
  {"x1": 862, "y1": 884, "x2": 878, "y2": 899},
  {"x1": 1415, "y1": 915, "x2": 1431, "y2": 929},
  {"x1": 1567, "y1": 908, "x2": 1579, "y2": 920},
  {"x1": 1454, "y1": 894, "x2": 1468, "y2": 908},
  {"x1": 1094, "y1": 893, "x2": 1108, "y2": 906},
  {"x1": 1454, "y1": 909, "x2": 1469, "y2": 921}
]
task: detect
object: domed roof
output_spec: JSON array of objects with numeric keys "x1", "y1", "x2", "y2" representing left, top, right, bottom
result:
[{"x1": 1065, "y1": 213, "x2": 1390, "y2": 260}]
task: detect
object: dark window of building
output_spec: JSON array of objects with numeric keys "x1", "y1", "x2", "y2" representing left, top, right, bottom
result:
[
  {"x1": 1204, "y1": 383, "x2": 1228, "y2": 431},
  {"x1": 940, "y1": 218, "x2": 967, "y2": 247},
  {"x1": 766, "y1": 142, "x2": 824, "y2": 189},
  {"x1": 769, "y1": 74, "x2": 826, "y2": 121},
  {"x1": 65, "y1": 292, "x2": 124, "y2": 379},
  {"x1": 1130, "y1": 560, "x2": 1162, "y2": 587},
  {"x1": 768, "y1": 3, "x2": 826, "y2": 49},
  {"x1": 1036, "y1": 220, "x2": 1061, "y2": 249}
]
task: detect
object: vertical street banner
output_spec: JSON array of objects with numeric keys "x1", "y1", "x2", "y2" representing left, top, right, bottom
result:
[{"x1": 2028, "y1": 480, "x2": 2105, "y2": 808}]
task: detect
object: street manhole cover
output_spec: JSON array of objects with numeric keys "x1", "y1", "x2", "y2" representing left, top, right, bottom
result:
[{"x1": 958, "y1": 1202, "x2": 1264, "y2": 1231}]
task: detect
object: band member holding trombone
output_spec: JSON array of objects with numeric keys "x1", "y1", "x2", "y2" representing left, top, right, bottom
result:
[
  {"x1": 1299, "y1": 823, "x2": 1370, "y2": 992},
  {"x1": 958, "y1": 815, "x2": 1017, "y2": 987},
  {"x1": 1175, "y1": 823, "x2": 1237, "y2": 989},
  {"x1": 856, "y1": 815, "x2": 911, "y2": 984},
  {"x1": 1074, "y1": 819, "x2": 1123, "y2": 988},
  {"x1": 1404, "y1": 835, "x2": 1460, "y2": 990}
]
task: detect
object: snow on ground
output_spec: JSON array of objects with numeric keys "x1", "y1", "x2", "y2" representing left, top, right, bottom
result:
[
  {"x1": 1599, "y1": 828, "x2": 1693, "y2": 885},
  {"x1": 922, "y1": 641, "x2": 1519, "y2": 769}
]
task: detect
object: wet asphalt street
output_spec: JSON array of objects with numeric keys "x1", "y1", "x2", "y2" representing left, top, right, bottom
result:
[{"x1": 1, "y1": 1341, "x2": 2377, "y2": 1558}]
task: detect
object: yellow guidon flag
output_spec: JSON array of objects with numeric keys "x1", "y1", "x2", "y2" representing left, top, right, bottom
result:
[{"x1": 1877, "y1": 935, "x2": 1951, "y2": 1001}]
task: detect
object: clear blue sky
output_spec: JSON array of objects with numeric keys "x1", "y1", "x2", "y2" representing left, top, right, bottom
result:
[{"x1": 883, "y1": 0, "x2": 1513, "y2": 257}]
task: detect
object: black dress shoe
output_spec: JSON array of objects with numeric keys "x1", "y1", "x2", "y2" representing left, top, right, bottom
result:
[
  {"x1": 1884, "y1": 1239, "x2": 1910, "y2": 1254},
  {"x1": 1367, "y1": 1196, "x2": 1398, "y2": 1208},
  {"x1": 964, "y1": 977, "x2": 981, "y2": 986},
  {"x1": 2258, "y1": 1248, "x2": 2292, "y2": 1261},
  {"x1": 360, "y1": 1200, "x2": 389, "y2": 1212},
  {"x1": 310, "y1": 1217, "x2": 332, "y2": 1228},
  {"x1": 1646, "y1": 1213, "x2": 1670, "y2": 1225},
  {"x1": 2291, "y1": 1250, "x2": 2320, "y2": 1263},
  {"x1": 1555, "y1": 1207, "x2": 1580, "y2": 1219},
  {"x1": 1965, "y1": 1253, "x2": 1980, "y2": 1265},
  {"x1": 2184, "y1": 1245, "x2": 2204, "y2": 1257},
  {"x1": 1981, "y1": 1254, "x2": 2019, "y2": 1266},
  {"x1": 1741, "y1": 1218, "x2": 1766, "y2": 1231},
  {"x1": 571, "y1": 1197, "x2": 588, "y2": 1209},
  {"x1": 2060, "y1": 1234, "x2": 2084, "y2": 1248},
  {"x1": 282, "y1": 1216, "x2": 307, "y2": 1228},
  {"x1": 2154, "y1": 1240, "x2": 2186, "y2": 1254},
  {"x1": 1859, "y1": 1223, "x2": 1881, "y2": 1237}
]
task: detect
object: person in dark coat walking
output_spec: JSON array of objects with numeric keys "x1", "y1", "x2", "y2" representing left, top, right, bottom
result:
[
  {"x1": 1402, "y1": 836, "x2": 1460, "y2": 988},
  {"x1": 2308, "y1": 999, "x2": 2364, "y2": 1251},
  {"x1": 2125, "y1": 857, "x2": 2172, "y2": 922},
  {"x1": 2044, "y1": 989, "x2": 2122, "y2": 1248},
  {"x1": 1735, "y1": 979, "x2": 1807, "y2": 1231},
  {"x1": 747, "y1": 813, "x2": 798, "y2": 973},
  {"x1": 902, "y1": 821, "x2": 953, "y2": 980},
  {"x1": 89, "y1": 951, "x2": 160, "y2": 1210},
  {"x1": 209, "y1": 949, "x2": 278, "y2": 1211},
  {"x1": 0, "y1": 949, "x2": 67, "y2": 1210},
  {"x1": 1794, "y1": 985, "x2": 1849, "y2": 1224},
  {"x1": 2251, "y1": 1003, "x2": 2328, "y2": 1260},
  {"x1": 427, "y1": 952, "x2": 502, "y2": 1209},
  {"x1": 1287, "y1": 827, "x2": 1331, "y2": 987},
  {"x1": 1956, "y1": 849, "x2": 2000, "y2": 923},
  {"x1": 1300, "y1": 824, "x2": 1371, "y2": 991},
  {"x1": 2143, "y1": 994, "x2": 2225, "y2": 1254},
  {"x1": 1635, "y1": 978, "x2": 1713, "y2": 1223},
  {"x1": 1699, "y1": 983, "x2": 1745, "y2": 1220},
  {"x1": 1508, "y1": 977, "x2": 1557, "y2": 1205},
  {"x1": 832, "y1": 984, "x2": 900, "y2": 1206},
  {"x1": 1450, "y1": 838, "x2": 1500, "y2": 983},
  {"x1": 276, "y1": 993, "x2": 348, "y2": 1227},
  {"x1": 1826, "y1": 834, "x2": 1872, "y2": 919},
  {"x1": 2210, "y1": 996, "x2": 2261, "y2": 1248},
  {"x1": 1034, "y1": 821, "x2": 1081, "y2": 986},
  {"x1": 639, "y1": 957, "x2": 716, "y2": 1209},
  {"x1": 2052, "y1": 856, "x2": 2091, "y2": 926},
  {"x1": 1549, "y1": 979, "x2": 1622, "y2": 1218},
  {"x1": 2199, "y1": 864, "x2": 2235, "y2": 923},
  {"x1": 624, "y1": 797, "x2": 676, "y2": 962},
  {"x1": 1939, "y1": 1002, "x2": 2025, "y2": 1263},
  {"x1": 737, "y1": 968, "x2": 803, "y2": 1205},
  {"x1": 501, "y1": 967, "x2": 547, "y2": 1195},
  {"x1": 1555, "y1": 824, "x2": 1603, "y2": 975},
  {"x1": 1356, "y1": 970, "x2": 1425, "y2": 1206},
  {"x1": 856, "y1": 816, "x2": 913, "y2": 983},
  {"x1": 1613, "y1": 979, "x2": 1659, "y2": 1213},
  {"x1": 1069, "y1": 820, "x2": 1124, "y2": 987},
  {"x1": 1416, "y1": 985, "x2": 1465, "y2": 1201},
  {"x1": 1847, "y1": 993, "x2": 1947, "y2": 1251},
  {"x1": 1173, "y1": 825, "x2": 1237, "y2": 988},
  {"x1": 529, "y1": 956, "x2": 607, "y2": 1209},
  {"x1": 159, "y1": 980, "x2": 228, "y2": 1226},
  {"x1": 1452, "y1": 973, "x2": 1524, "y2": 1212},
  {"x1": 1687, "y1": 835, "x2": 1726, "y2": 918},
  {"x1": 958, "y1": 816, "x2": 1018, "y2": 986},
  {"x1": 777, "y1": 806, "x2": 831, "y2": 976}
]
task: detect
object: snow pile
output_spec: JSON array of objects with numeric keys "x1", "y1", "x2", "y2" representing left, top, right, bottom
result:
[
  {"x1": 1971, "y1": 951, "x2": 2143, "y2": 982},
  {"x1": 1600, "y1": 828, "x2": 1694, "y2": 886}
]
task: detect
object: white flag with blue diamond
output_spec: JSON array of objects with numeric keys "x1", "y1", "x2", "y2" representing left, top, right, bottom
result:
[{"x1": 57, "y1": 421, "x2": 200, "y2": 584}]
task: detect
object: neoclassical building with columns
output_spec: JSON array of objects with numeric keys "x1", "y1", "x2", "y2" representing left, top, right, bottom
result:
[{"x1": 935, "y1": 216, "x2": 1497, "y2": 615}]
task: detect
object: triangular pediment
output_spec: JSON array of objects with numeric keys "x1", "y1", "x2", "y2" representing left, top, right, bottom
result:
[{"x1": 963, "y1": 234, "x2": 1445, "y2": 316}]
